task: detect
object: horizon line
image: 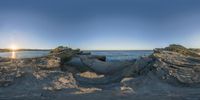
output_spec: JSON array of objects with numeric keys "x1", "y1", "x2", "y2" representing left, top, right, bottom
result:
[{"x1": 0, "y1": 47, "x2": 154, "y2": 50}]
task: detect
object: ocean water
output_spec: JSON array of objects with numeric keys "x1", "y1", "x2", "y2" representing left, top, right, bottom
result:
[
  {"x1": 90, "y1": 50, "x2": 153, "y2": 61},
  {"x1": 0, "y1": 51, "x2": 50, "y2": 59},
  {"x1": 0, "y1": 50, "x2": 153, "y2": 61}
]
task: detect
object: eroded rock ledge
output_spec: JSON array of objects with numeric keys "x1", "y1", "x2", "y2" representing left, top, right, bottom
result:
[{"x1": 151, "y1": 45, "x2": 200, "y2": 86}]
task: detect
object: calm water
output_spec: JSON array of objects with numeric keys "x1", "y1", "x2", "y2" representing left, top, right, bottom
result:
[
  {"x1": 0, "y1": 51, "x2": 50, "y2": 59},
  {"x1": 0, "y1": 50, "x2": 153, "y2": 61},
  {"x1": 90, "y1": 50, "x2": 153, "y2": 61}
]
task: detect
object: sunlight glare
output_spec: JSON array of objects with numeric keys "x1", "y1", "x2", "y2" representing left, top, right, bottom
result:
[
  {"x1": 10, "y1": 44, "x2": 18, "y2": 51},
  {"x1": 11, "y1": 51, "x2": 16, "y2": 59}
]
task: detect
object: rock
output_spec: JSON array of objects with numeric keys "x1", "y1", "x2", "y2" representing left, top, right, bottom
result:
[
  {"x1": 37, "y1": 57, "x2": 61, "y2": 69},
  {"x1": 65, "y1": 57, "x2": 92, "y2": 72},
  {"x1": 73, "y1": 87, "x2": 102, "y2": 94},
  {"x1": 78, "y1": 71, "x2": 104, "y2": 78},
  {"x1": 120, "y1": 86, "x2": 135, "y2": 94},
  {"x1": 156, "y1": 44, "x2": 200, "y2": 57},
  {"x1": 0, "y1": 80, "x2": 13, "y2": 87},
  {"x1": 0, "y1": 61, "x2": 19, "y2": 87},
  {"x1": 44, "y1": 73, "x2": 77, "y2": 91},
  {"x1": 124, "y1": 57, "x2": 152, "y2": 77},
  {"x1": 49, "y1": 46, "x2": 81, "y2": 65},
  {"x1": 15, "y1": 70, "x2": 25, "y2": 78},
  {"x1": 120, "y1": 77, "x2": 135, "y2": 86},
  {"x1": 47, "y1": 57, "x2": 61, "y2": 68},
  {"x1": 33, "y1": 71, "x2": 49, "y2": 79},
  {"x1": 91, "y1": 55, "x2": 106, "y2": 62},
  {"x1": 75, "y1": 70, "x2": 125, "y2": 85},
  {"x1": 151, "y1": 45, "x2": 200, "y2": 86},
  {"x1": 120, "y1": 76, "x2": 147, "y2": 90}
]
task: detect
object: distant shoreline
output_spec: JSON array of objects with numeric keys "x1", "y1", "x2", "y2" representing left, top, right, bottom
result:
[
  {"x1": 0, "y1": 49, "x2": 153, "y2": 53},
  {"x1": 0, "y1": 49, "x2": 51, "y2": 52},
  {"x1": 82, "y1": 50, "x2": 153, "y2": 51}
]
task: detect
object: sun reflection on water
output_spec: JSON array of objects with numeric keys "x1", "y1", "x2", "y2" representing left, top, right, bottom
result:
[{"x1": 11, "y1": 51, "x2": 16, "y2": 59}]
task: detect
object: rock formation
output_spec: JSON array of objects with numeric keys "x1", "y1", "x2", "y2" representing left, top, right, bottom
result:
[
  {"x1": 151, "y1": 45, "x2": 200, "y2": 86},
  {"x1": 49, "y1": 46, "x2": 81, "y2": 65},
  {"x1": 0, "y1": 44, "x2": 200, "y2": 100}
]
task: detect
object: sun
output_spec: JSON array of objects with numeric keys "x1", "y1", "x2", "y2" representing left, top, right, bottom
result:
[{"x1": 10, "y1": 44, "x2": 18, "y2": 51}]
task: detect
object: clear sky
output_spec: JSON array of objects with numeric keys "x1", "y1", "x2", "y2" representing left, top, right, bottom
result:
[{"x1": 0, "y1": 0, "x2": 200, "y2": 50}]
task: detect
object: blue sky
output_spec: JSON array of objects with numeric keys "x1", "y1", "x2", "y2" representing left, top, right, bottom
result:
[{"x1": 0, "y1": 0, "x2": 200, "y2": 50}]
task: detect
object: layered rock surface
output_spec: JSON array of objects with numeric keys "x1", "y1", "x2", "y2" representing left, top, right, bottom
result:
[{"x1": 151, "y1": 45, "x2": 200, "y2": 86}]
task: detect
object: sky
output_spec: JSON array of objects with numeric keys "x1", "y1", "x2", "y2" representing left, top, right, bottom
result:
[{"x1": 0, "y1": 0, "x2": 200, "y2": 50}]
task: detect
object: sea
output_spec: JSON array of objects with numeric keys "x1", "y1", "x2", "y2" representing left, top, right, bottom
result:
[
  {"x1": 0, "y1": 50, "x2": 153, "y2": 61},
  {"x1": 89, "y1": 50, "x2": 153, "y2": 61},
  {"x1": 0, "y1": 51, "x2": 50, "y2": 59}
]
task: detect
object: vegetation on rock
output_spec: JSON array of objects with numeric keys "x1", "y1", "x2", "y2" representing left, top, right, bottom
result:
[
  {"x1": 50, "y1": 46, "x2": 81, "y2": 65},
  {"x1": 156, "y1": 44, "x2": 200, "y2": 57}
]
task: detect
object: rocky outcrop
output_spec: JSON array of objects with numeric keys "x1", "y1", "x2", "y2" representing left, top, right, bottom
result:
[
  {"x1": 157, "y1": 44, "x2": 200, "y2": 57},
  {"x1": 151, "y1": 45, "x2": 200, "y2": 86},
  {"x1": 49, "y1": 46, "x2": 81, "y2": 65}
]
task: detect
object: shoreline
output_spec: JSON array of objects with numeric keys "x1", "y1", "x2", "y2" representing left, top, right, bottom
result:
[{"x1": 0, "y1": 49, "x2": 51, "y2": 53}]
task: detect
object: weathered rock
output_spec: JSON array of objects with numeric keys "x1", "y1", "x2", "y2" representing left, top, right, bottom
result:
[
  {"x1": 124, "y1": 57, "x2": 152, "y2": 77},
  {"x1": 73, "y1": 87, "x2": 102, "y2": 94},
  {"x1": 151, "y1": 45, "x2": 200, "y2": 86},
  {"x1": 65, "y1": 56, "x2": 92, "y2": 72},
  {"x1": 120, "y1": 86, "x2": 135, "y2": 94},
  {"x1": 36, "y1": 57, "x2": 61, "y2": 69},
  {"x1": 0, "y1": 60, "x2": 25, "y2": 87},
  {"x1": 49, "y1": 46, "x2": 81, "y2": 65},
  {"x1": 156, "y1": 44, "x2": 200, "y2": 57},
  {"x1": 33, "y1": 71, "x2": 49, "y2": 79},
  {"x1": 75, "y1": 70, "x2": 126, "y2": 86},
  {"x1": 43, "y1": 73, "x2": 77, "y2": 91},
  {"x1": 79, "y1": 71, "x2": 104, "y2": 78},
  {"x1": 120, "y1": 76, "x2": 147, "y2": 90}
]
